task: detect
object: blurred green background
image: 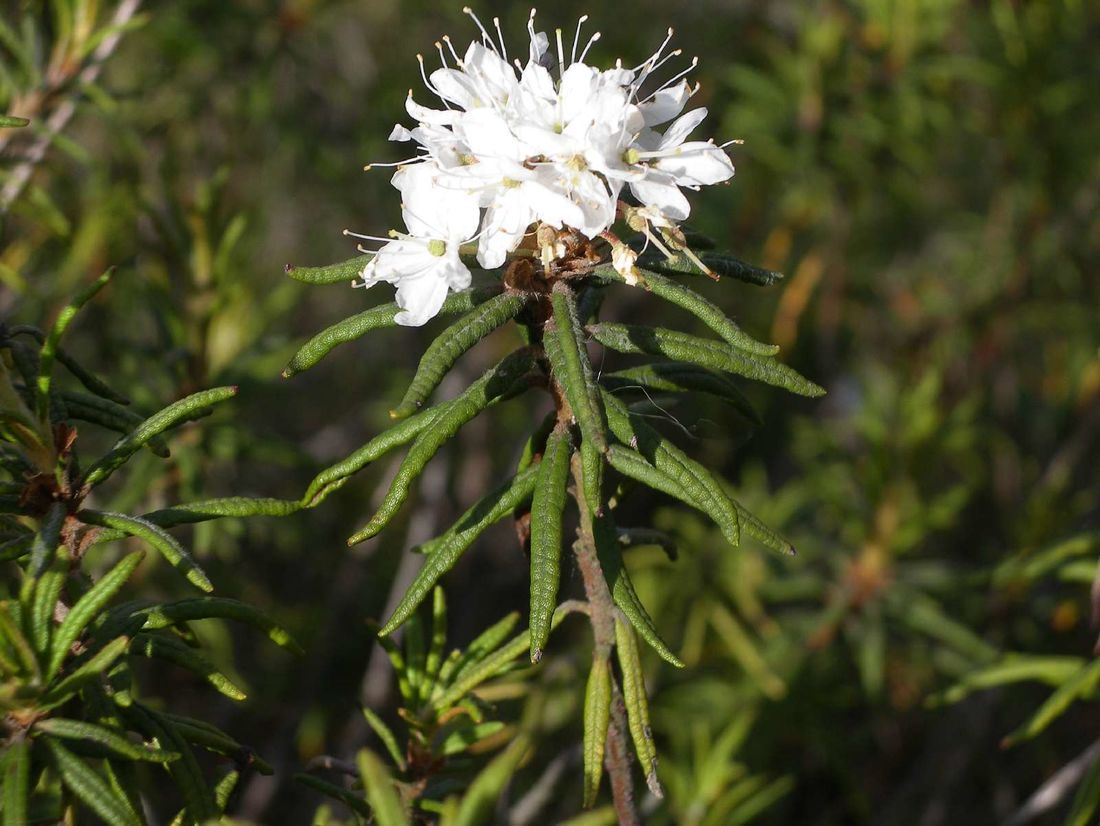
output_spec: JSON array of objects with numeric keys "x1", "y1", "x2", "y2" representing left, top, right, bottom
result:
[{"x1": 2, "y1": 0, "x2": 1098, "y2": 823}]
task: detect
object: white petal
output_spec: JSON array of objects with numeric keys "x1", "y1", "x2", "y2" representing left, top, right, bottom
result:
[
  {"x1": 438, "y1": 251, "x2": 473, "y2": 290},
  {"x1": 519, "y1": 61, "x2": 556, "y2": 101},
  {"x1": 429, "y1": 68, "x2": 479, "y2": 109},
  {"x1": 524, "y1": 174, "x2": 586, "y2": 229},
  {"x1": 477, "y1": 190, "x2": 532, "y2": 269},
  {"x1": 456, "y1": 107, "x2": 522, "y2": 160},
  {"x1": 655, "y1": 142, "x2": 734, "y2": 186},
  {"x1": 638, "y1": 81, "x2": 692, "y2": 126},
  {"x1": 393, "y1": 272, "x2": 451, "y2": 326},
  {"x1": 463, "y1": 43, "x2": 519, "y2": 102},
  {"x1": 397, "y1": 164, "x2": 481, "y2": 241},
  {"x1": 629, "y1": 174, "x2": 691, "y2": 222},
  {"x1": 659, "y1": 107, "x2": 708, "y2": 149},
  {"x1": 405, "y1": 94, "x2": 456, "y2": 126},
  {"x1": 389, "y1": 124, "x2": 414, "y2": 141}
]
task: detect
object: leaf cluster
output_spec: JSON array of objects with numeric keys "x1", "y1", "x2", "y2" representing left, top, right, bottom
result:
[{"x1": 1, "y1": 274, "x2": 298, "y2": 824}]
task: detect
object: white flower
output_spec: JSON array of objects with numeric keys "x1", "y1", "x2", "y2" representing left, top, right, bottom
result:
[
  {"x1": 347, "y1": 9, "x2": 740, "y2": 323},
  {"x1": 628, "y1": 108, "x2": 734, "y2": 222},
  {"x1": 355, "y1": 164, "x2": 481, "y2": 326}
]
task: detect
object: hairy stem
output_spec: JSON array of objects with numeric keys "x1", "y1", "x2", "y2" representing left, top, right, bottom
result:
[{"x1": 571, "y1": 452, "x2": 639, "y2": 825}]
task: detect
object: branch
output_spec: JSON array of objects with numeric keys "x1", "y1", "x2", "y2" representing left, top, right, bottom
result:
[
  {"x1": 0, "y1": 0, "x2": 144, "y2": 214},
  {"x1": 570, "y1": 452, "x2": 639, "y2": 826}
]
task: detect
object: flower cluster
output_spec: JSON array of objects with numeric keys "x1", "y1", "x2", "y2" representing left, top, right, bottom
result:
[{"x1": 352, "y1": 9, "x2": 736, "y2": 326}]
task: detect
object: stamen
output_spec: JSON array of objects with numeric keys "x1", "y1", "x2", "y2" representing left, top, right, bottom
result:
[
  {"x1": 642, "y1": 56, "x2": 699, "y2": 102},
  {"x1": 571, "y1": 15, "x2": 588, "y2": 65},
  {"x1": 441, "y1": 35, "x2": 462, "y2": 65},
  {"x1": 434, "y1": 41, "x2": 448, "y2": 68},
  {"x1": 577, "y1": 31, "x2": 601, "y2": 64},
  {"x1": 344, "y1": 229, "x2": 401, "y2": 243},
  {"x1": 634, "y1": 27, "x2": 674, "y2": 73},
  {"x1": 555, "y1": 27, "x2": 565, "y2": 79},
  {"x1": 363, "y1": 155, "x2": 426, "y2": 170},
  {"x1": 493, "y1": 16, "x2": 508, "y2": 61},
  {"x1": 463, "y1": 7, "x2": 497, "y2": 53},
  {"x1": 719, "y1": 138, "x2": 744, "y2": 148},
  {"x1": 527, "y1": 8, "x2": 540, "y2": 57},
  {"x1": 415, "y1": 54, "x2": 450, "y2": 107}
]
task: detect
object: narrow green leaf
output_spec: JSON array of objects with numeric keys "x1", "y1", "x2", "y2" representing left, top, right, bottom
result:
[
  {"x1": 284, "y1": 255, "x2": 366, "y2": 284},
  {"x1": 0, "y1": 534, "x2": 33, "y2": 562},
  {"x1": 214, "y1": 769, "x2": 239, "y2": 810},
  {"x1": 392, "y1": 292, "x2": 528, "y2": 418},
  {"x1": 433, "y1": 607, "x2": 570, "y2": 709},
  {"x1": 59, "y1": 391, "x2": 169, "y2": 456},
  {"x1": 928, "y1": 655, "x2": 1084, "y2": 707},
  {"x1": 34, "y1": 718, "x2": 178, "y2": 762},
  {"x1": 29, "y1": 551, "x2": 67, "y2": 653},
  {"x1": 48, "y1": 551, "x2": 144, "y2": 679},
  {"x1": 437, "y1": 721, "x2": 505, "y2": 756},
  {"x1": 602, "y1": 391, "x2": 740, "y2": 548},
  {"x1": 282, "y1": 284, "x2": 502, "y2": 376},
  {"x1": 0, "y1": 114, "x2": 29, "y2": 127},
  {"x1": 139, "y1": 597, "x2": 302, "y2": 654},
  {"x1": 637, "y1": 251, "x2": 783, "y2": 286},
  {"x1": 453, "y1": 736, "x2": 530, "y2": 826},
  {"x1": 41, "y1": 636, "x2": 130, "y2": 706},
  {"x1": 36, "y1": 269, "x2": 114, "y2": 422},
  {"x1": 893, "y1": 590, "x2": 997, "y2": 663},
  {"x1": 582, "y1": 656, "x2": 612, "y2": 807},
  {"x1": 601, "y1": 361, "x2": 762, "y2": 427},
  {"x1": 361, "y1": 707, "x2": 406, "y2": 772},
  {"x1": 444, "y1": 612, "x2": 520, "y2": 686},
  {"x1": 131, "y1": 633, "x2": 246, "y2": 700},
  {"x1": 592, "y1": 514, "x2": 683, "y2": 667},
  {"x1": 546, "y1": 283, "x2": 608, "y2": 452},
  {"x1": 28, "y1": 500, "x2": 65, "y2": 578},
  {"x1": 294, "y1": 773, "x2": 372, "y2": 816},
  {"x1": 379, "y1": 465, "x2": 539, "y2": 635},
  {"x1": 139, "y1": 497, "x2": 301, "y2": 528},
  {"x1": 0, "y1": 602, "x2": 37, "y2": 678},
  {"x1": 422, "y1": 587, "x2": 448, "y2": 700},
  {"x1": 100, "y1": 759, "x2": 146, "y2": 826},
  {"x1": 614, "y1": 619, "x2": 662, "y2": 797},
  {"x1": 590, "y1": 323, "x2": 824, "y2": 398},
  {"x1": 153, "y1": 710, "x2": 272, "y2": 775},
  {"x1": 83, "y1": 386, "x2": 238, "y2": 487},
  {"x1": 579, "y1": 439, "x2": 604, "y2": 516},
  {"x1": 529, "y1": 425, "x2": 572, "y2": 662},
  {"x1": 516, "y1": 411, "x2": 557, "y2": 475},
  {"x1": 45, "y1": 738, "x2": 142, "y2": 826},
  {"x1": 350, "y1": 348, "x2": 535, "y2": 544},
  {"x1": 1, "y1": 739, "x2": 29, "y2": 826},
  {"x1": 123, "y1": 704, "x2": 218, "y2": 819},
  {"x1": 1004, "y1": 659, "x2": 1100, "y2": 746},
  {"x1": 734, "y1": 501, "x2": 796, "y2": 556},
  {"x1": 303, "y1": 402, "x2": 447, "y2": 507},
  {"x1": 50, "y1": 346, "x2": 130, "y2": 406},
  {"x1": 78, "y1": 511, "x2": 212, "y2": 592},
  {"x1": 597, "y1": 265, "x2": 777, "y2": 355},
  {"x1": 710, "y1": 602, "x2": 787, "y2": 699},
  {"x1": 356, "y1": 749, "x2": 410, "y2": 826},
  {"x1": 405, "y1": 611, "x2": 426, "y2": 701}
]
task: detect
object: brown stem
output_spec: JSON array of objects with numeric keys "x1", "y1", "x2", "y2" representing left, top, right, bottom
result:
[
  {"x1": 606, "y1": 679, "x2": 641, "y2": 826},
  {"x1": 570, "y1": 451, "x2": 639, "y2": 825}
]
